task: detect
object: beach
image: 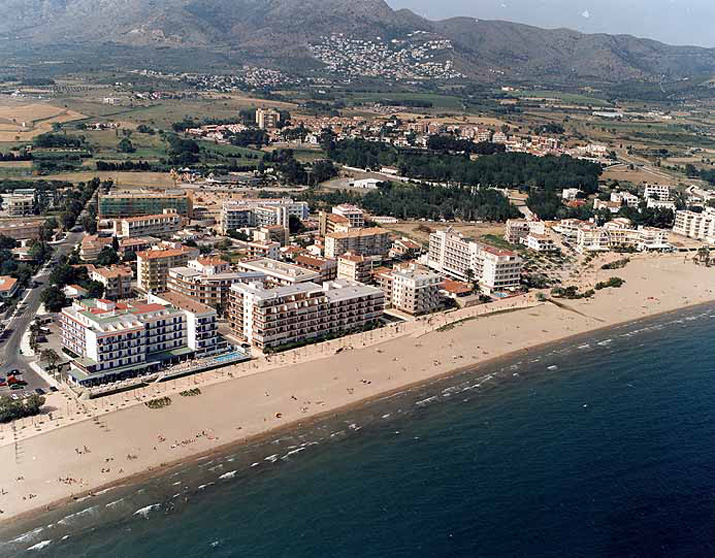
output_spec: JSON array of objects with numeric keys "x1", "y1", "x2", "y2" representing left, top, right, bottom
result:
[{"x1": 0, "y1": 253, "x2": 713, "y2": 524}]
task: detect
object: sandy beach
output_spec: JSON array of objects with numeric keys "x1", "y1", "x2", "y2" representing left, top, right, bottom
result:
[{"x1": 0, "y1": 254, "x2": 713, "y2": 524}]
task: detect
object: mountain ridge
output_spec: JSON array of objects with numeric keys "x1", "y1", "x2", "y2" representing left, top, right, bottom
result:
[{"x1": 1, "y1": 0, "x2": 715, "y2": 84}]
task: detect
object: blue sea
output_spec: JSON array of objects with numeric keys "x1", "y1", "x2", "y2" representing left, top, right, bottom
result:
[{"x1": 2, "y1": 304, "x2": 715, "y2": 557}]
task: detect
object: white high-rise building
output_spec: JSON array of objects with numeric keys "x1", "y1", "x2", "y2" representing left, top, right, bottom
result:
[
  {"x1": 427, "y1": 229, "x2": 522, "y2": 293},
  {"x1": 673, "y1": 208, "x2": 715, "y2": 243}
]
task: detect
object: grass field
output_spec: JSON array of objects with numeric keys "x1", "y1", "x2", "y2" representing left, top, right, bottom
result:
[
  {"x1": 514, "y1": 90, "x2": 612, "y2": 108},
  {"x1": 384, "y1": 220, "x2": 505, "y2": 247},
  {"x1": 29, "y1": 171, "x2": 176, "y2": 188},
  {"x1": 347, "y1": 92, "x2": 464, "y2": 110}
]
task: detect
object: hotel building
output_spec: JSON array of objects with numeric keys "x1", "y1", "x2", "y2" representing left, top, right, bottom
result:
[
  {"x1": 337, "y1": 252, "x2": 378, "y2": 284},
  {"x1": 1, "y1": 190, "x2": 35, "y2": 216},
  {"x1": 168, "y1": 257, "x2": 263, "y2": 311},
  {"x1": 61, "y1": 298, "x2": 191, "y2": 385},
  {"x1": 149, "y1": 292, "x2": 225, "y2": 358},
  {"x1": 324, "y1": 228, "x2": 391, "y2": 259},
  {"x1": 294, "y1": 255, "x2": 338, "y2": 282},
  {"x1": 427, "y1": 229, "x2": 523, "y2": 293},
  {"x1": 673, "y1": 208, "x2": 715, "y2": 243},
  {"x1": 0, "y1": 220, "x2": 43, "y2": 240},
  {"x1": 221, "y1": 198, "x2": 309, "y2": 233},
  {"x1": 237, "y1": 258, "x2": 320, "y2": 286},
  {"x1": 86, "y1": 264, "x2": 133, "y2": 300},
  {"x1": 137, "y1": 245, "x2": 200, "y2": 293},
  {"x1": 228, "y1": 279, "x2": 384, "y2": 351},
  {"x1": 115, "y1": 209, "x2": 183, "y2": 238},
  {"x1": 99, "y1": 190, "x2": 192, "y2": 219},
  {"x1": 331, "y1": 204, "x2": 365, "y2": 229},
  {"x1": 381, "y1": 266, "x2": 442, "y2": 316},
  {"x1": 80, "y1": 235, "x2": 115, "y2": 261}
]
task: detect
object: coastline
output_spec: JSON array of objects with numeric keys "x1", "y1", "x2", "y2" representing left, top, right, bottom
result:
[{"x1": 0, "y1": 254, "x2": 713, "y2": 528}]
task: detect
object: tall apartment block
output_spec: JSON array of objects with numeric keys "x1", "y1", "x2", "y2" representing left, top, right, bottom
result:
[
  {"x1": 221, "y1": 198, "x2": 309, "y2": 233},
  {"x1": 99, "y1": 190, "x2": 193, "y2": 219},
  {"x1": 228, "y1": 279, "x2": 384, "y2": 351},
  {"x1": 427, "y1": 229, "x2": 522, "y2": 294},
  {"x1": 168, "y1": 257, "x2": 264, "y2": 312},
  {"x1": 137, "y1": 245, "x2": 200, "y2": 293},
  {"x1": 324, "y1": 228, "x2": 391, "y2": 259},
  {"x1": 115, "y1": 209, "x2": 183, "y2": 238}
]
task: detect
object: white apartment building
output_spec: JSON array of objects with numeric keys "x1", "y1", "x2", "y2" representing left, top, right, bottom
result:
[
  {"x1": 562, "y1": 188, "x2": 582, "y2": 201},
  {"x1": 673, "y1": 208, "x2": 715, "y2": 243},
  {"x1": 137, "y1": 245, "x2": 200, "y2": 293},
  {"x1": 256, "y1": 108, "x2": 281, "y2": 129},
  {"x1": 388, "y1": 266, "x2": 442, "y2": 316},
  {"x1": 237, "y1": 258, "x2": 320, "y2": 286},
  {"x1": 228, "y1": 279, "x2": 384, "y2": 351},
  {"x1": 1, "y1": 190, "x2": 35, "y2": 216},
  {"x1": 116, "y1": 209, "x2": 183, "y2": 238},
  {"x1": 168, "y1": 257, "x2": 264, "y2": 312},
  {"x1": 646, "y1": 198, "x2": 676, "y2": 211},
  {"x1": 526, "y1": 234, "x2": 558, "y2": 253},
  {"x1": 332, "y1": 204, "x2": 365, "y2": 229},
  {"x1": 479, "y1": 246, "x2": 523, "y2": 293},
  {"x1": 611, "y1": 191, "x2": 640, "y2": 208},
  {"x1": 148, "y1": 292, "x2": 224, "y2": 358},
  {"x1": 221, "y1": 199, "x2": 309, "y2": 233},
  {"x1": 643, "y1": 184, "x2": 671, "y2": 201},
  {"x1": 324, "y1": 228, "x2": 391, "y2": 259},
  {"x1": 61, "y1": 298, "x2": 192, "y2": 385},
  {"x1": 505, "y1": 220, "x2": 546, "y2": 245},
  {"x1": 575, "y1": 221, "x2": 671, "y2": 253},
  {"x1": 86, "y1": 264, "x2": 133, "y2": 300},
  {"x1": 427, "y1": 229, "x2": 523, "y2": 293}
]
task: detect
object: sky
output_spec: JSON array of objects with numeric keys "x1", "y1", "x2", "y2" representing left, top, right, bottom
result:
[{"x1": 387, "y1": 0, "x2": 715, "y2": 47}]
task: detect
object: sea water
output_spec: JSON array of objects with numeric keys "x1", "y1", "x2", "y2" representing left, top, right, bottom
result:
[{"x1": 2, "y1": 304, "x2": 715, "y2": 557}]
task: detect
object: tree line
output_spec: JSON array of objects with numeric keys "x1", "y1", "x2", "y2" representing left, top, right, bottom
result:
[{"x1": 327, "y1": 139, "x2": 602, "y2": 193}]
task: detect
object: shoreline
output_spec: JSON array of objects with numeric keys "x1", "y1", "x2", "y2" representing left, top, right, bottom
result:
[{"x1": 1, "y1": 255, "x2": 714, "y2": 528}]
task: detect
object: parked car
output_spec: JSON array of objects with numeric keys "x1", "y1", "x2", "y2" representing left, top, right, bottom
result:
[
  {"x1": 35, "y1": 388, "x2": 46, "y2": 395},
  {"x1": 49, "y1": 386, "x2": 58, "y2": 393},
  {"x1": 10, "y1": 384, "x2": 23, "y2": 391}
]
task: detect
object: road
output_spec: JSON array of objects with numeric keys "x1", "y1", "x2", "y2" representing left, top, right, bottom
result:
[{"x1": 0, "y1": 230, "x2": 85, "y2": 394}]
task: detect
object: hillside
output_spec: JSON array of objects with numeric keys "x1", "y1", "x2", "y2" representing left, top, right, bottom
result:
[{"x1": 1, "y1": 0, "x2": 715, "y2": 84}]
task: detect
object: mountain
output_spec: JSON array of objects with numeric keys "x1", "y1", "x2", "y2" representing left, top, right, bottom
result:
[{"x1": 2, "y1": 0, "x2": 715, "y2": 84}]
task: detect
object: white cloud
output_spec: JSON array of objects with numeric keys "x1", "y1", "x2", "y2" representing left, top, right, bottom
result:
[{"x1": 581, "y1": 9, "x2": 591, "y2": 18}]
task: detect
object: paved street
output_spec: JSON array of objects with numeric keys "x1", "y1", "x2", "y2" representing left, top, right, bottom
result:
[{"x1": 0, "y1": 230, "x2": 85, "y2": 395}]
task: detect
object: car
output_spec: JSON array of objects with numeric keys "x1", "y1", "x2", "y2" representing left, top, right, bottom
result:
[
  {"x1": 10, "y1": 384, "x2": 23, "y2": 391},
  {"x1": 0, "y1": 381, "x2": 6, "y2": 388},
  {"x1": 9, "y1": 369, "x2": 20, "y2": 376},
  {"x1": 35, "y1": 388, "x2": 46, "y2": 395},
  {"x1": 10, "y1": 393, "x2": 19, "y2": 400},
  {"x1": 49, "y1": 386, "x2": 58, "y2": 393}
]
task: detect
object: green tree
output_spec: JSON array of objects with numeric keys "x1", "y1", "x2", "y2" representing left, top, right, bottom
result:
[
  {"x1": 96, "y1": 246, "x2": 119, "y2": 266},
  {"x1": 117, "y1": 138, "x2": 136, "y2": 153},
  {"x1": 41, "y1": 286, "x2": 69, "y2": 312}
]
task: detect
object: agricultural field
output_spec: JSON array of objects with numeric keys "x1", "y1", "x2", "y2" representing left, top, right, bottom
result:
[{"x1": 0, "y1": 100, "x2": 86, "y2": 142}]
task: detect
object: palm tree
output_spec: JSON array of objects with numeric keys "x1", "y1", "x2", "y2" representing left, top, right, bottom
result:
[
  {"x1": 696, "y1": 247, "x2": 711, "y2": 267},
  {"x1": 41, "y1": 349, "x2": 61, "y2": 371}
]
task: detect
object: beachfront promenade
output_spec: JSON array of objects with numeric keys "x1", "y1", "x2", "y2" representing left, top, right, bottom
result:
[{"x1": 0, "y1": 295, "x2": 537, "y2": 448}]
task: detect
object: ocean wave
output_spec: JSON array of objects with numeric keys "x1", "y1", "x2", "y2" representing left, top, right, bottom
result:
[
  {"x1": 58, "y1": 506, "x2": 97, "y2": 526},
  {"x1": 197, "y1": 483, "x2": 214, "y2": 491},
  {"x1": 219, "y1": 470, "x2": 237, "y2": 480},
  {"x1": 281, "y1": 447, "x2": 306, "y2": 460},
  {"x1": 133, "y1": 503, "x2": 161, "y2": 519},
  {"x1": 10, "y1": 528, "x2": 44, "y2": 544},
  {"x1": 264, "y1": 454, "x2": 279, "y2": 463},
  {"x1": 105, "y1": 498, "x2": 125, "y2": 508},
  {"x1": 26, "y1": 540, "x2": 52, "y2": 552}
]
